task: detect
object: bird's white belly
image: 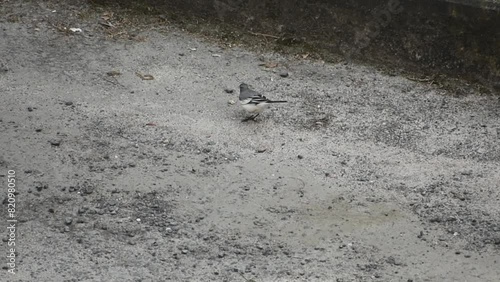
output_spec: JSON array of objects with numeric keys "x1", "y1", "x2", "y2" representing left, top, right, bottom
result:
[{"x1": 241, "y1": 102, "x2": 269, "y2": 113}]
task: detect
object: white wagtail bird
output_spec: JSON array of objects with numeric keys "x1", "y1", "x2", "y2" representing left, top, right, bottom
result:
[{"x1": 239, "y1": 83, "x2": 287, "y2": 122}]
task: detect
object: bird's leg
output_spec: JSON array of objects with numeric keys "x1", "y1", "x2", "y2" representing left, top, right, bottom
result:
[{"x1": 241, "y1": 114, "x2": 259, "y2": 122}]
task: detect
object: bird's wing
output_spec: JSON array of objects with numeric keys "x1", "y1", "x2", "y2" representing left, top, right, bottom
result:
[
  {"x1": 248, "y1": 95, "x2": 270, "y2": 104},
  {"x1": 240, "y1": 88, "x2": 273, "y2": 104},
  {"x1": 240, "y1": 97, "x2": 253, "y2": 105}
]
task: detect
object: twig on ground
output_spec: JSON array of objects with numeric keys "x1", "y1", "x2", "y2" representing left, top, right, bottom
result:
[
  {"x1": 406, "y1": 75, "x2": 435, "y2": 83},
  {"x1": 248, "y1": 31, "x2": 280, "y2": 39}
]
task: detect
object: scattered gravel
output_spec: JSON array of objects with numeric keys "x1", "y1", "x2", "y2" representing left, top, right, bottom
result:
[{"x1": 1, "y1": 1, "x2": 499, "y2": 281}]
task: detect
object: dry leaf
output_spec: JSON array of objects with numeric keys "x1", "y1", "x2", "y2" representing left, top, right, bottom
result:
[
  {"x1": 135, "y1": 72, "x2": 154, "y2": 80},
  {"x1": 101, "y1": 12, "x2": 113, "y2": 21}
]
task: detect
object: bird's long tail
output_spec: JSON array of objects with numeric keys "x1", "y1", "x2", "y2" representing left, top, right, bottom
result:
[{"x1": 267, "y1": 100, "x2": 287, "y2": 103}]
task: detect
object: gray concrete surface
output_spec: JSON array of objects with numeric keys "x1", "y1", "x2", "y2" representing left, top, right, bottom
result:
[{"x1": 1, "y1": 1, "x2": 499, "y2": 282}]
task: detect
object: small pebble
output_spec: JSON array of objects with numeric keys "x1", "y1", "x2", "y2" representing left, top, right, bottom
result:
[
  {"x1": 49, "y1": 139, "x2": 62, "y2": 146},
  {"x1": 64, "y1": 217, "x2": 73, "y2": 225},
  {"x1": 224, "y1": 88, "x2": 234, "y2": 94},
  {"x1": 35, "y1": 183, "x2": 48, "y2": 191},
  {"x1": 298, "y1": 155, "x2": 304, "y2": 159},
  {"x1": 279, "y1": 71, "x2": 289, "y2": 78},
  {"x1": 63, "y1": 226, "x2": 70, "y2": 232},
  {"x1": 82, "y1": 186, "x2": 94, "y2": 195},
  {"x1": 64, "y1": 101, "x2": 73, "y2": 106}
]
